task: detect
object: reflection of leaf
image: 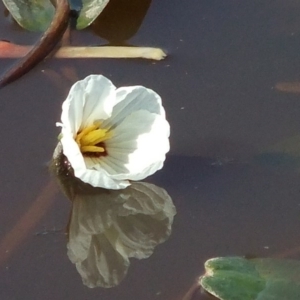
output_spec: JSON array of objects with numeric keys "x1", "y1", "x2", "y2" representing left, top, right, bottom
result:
[
  {"x1": 275, "y1": 82, "x2": 300, "y2": 94},
  {"x1": 76, "y1": 0, "x2": 110, "y2": 30},
  {"x1": 254, "y1": 153, "x2": 300, "y2": 168},
  {"x1": 2, "y1": 0, "x2": 55, "y2": 31},
  {"x1": 200, "y1": 257, "x2": 300, "y2": 300},
  {"x1": 91, "y1": 0, "x2": 152, "y2": 43},
  {"x1": 67, "y1": 182, "x2": 176, "y2": 288},
  {"x1": 255, "y1": 135, "x2": 300, "y2": 168},
  {"x1": 267, "y1": 135, "x2": 300, "y2": 157}
]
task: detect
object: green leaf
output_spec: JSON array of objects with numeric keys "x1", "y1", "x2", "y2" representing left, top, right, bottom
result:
[
  {"x1": 3, "y1": 0, "x2": 55, "y2": 31},
  {"x1": 200, "y1": 257, "x2": 300, "y2": 300},
  {"x1": 76, "y1": 0, "x2": 110, "y2": 29}
]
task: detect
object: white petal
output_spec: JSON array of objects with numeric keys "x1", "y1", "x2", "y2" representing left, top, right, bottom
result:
[
  {"x1": 101, "y1": 86, "x2": 165, "y2": 129},
  {"x1": 60, "y1": 133, "x2": 130, "y2": 189},
  {"x1": 59, "y1": 75, "x2": 170, "y2": 189},
  {"x1": 60, "y1": 134, "x2": 86, "y2": 172},
  {"x1": 61, "y1": 83, "x2": 85, "y2": 134},
  {"x1": 80, "y1": 75, "x2": 117, "y2": 128},
  {"x1": 61, "y1": 75, "x2": 117, "y2": 134},
  {"x1": 102, "y1": 110, "x2": 170, "y2": 181},
  {"x1": 77, "y1": 166, "x2": 130, "y2": 190}
]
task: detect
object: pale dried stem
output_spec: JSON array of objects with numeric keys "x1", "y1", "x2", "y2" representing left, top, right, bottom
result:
[{"x1": 0, "y1": 44, "x2": 167, "y2": 60}]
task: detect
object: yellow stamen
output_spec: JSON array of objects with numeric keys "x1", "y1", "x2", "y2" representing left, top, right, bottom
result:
[
  {"x1": 75, "y1": 122, "x2": 112, "y2": 155},
  {"x1": 75, "y1": 124, "x2": 98, "y2": 144},
  {"x1": 81, "y1": 145, "x2": 105, "y2": 153},
  {"x1": 80, "y1": 129, "x2": 107, "y2": 145}
]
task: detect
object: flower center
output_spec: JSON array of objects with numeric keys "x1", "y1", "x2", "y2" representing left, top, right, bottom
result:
[{"x1": 75, "y1": 121, "x2": 111, "y2": 157}]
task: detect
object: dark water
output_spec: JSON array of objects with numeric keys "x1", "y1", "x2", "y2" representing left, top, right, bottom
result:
[{"x1": 1, "y1": 1, "x2": 300, "y2": 299}]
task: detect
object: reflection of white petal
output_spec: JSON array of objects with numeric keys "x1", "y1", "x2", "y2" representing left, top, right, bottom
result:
[
  {"x1": 112, "y1": 182, "x2": 176, "y2": 259},
  {"x1": 121, "y1": 182, "x2": 176, "y2": 220},
  {"x1": 66, "y1": 181, "x2": 176, "y2": 288},
  {"x1": 112, "y1": 215, "x2": 167, "y2": 259},
  {"x1": 69, "y1": 193, "x2": 124, "y2": 236},
  {"x1": 68, "y1": 231, "x2": 91, "y2": 263},
  {"x1": 75, "y1": 234, "x2": 129, "y2": 288}
]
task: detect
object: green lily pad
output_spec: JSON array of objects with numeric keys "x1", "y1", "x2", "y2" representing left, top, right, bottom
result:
[
  {"x1": 200, "y1": 257, "x2": 300, "y2": 300},
  {"x1": 3, "y1": 0, "x2": 55, "y2": 31},
  {"x1": 76, "y1": 0, "x2": 110, "y2": 29}
]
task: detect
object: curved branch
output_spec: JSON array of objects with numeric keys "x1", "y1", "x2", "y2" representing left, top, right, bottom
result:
[{"x1": 0, "y1": 0, "x2": 70, "y2": 88}]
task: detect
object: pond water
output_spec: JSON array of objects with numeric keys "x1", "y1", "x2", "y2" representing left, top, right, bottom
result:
[{"x1": 1, "y1": 0, "x2": 300, "y2": 299}]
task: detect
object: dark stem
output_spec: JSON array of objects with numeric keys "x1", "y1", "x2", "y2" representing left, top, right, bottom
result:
[{"x1": 0, "y1": 0, "x2": 70, "y2": 88}]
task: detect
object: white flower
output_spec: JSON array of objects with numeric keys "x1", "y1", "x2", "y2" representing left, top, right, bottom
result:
[{"x1": 57, "y1": 75, "x2": 170, "y2": 190}]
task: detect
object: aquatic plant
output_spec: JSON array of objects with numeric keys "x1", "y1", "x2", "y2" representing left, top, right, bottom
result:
[{"x1": 56, "y1": 74, "x2": 170, "y2": 189}]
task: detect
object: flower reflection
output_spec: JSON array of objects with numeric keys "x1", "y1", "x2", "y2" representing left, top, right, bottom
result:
[
  {"x1": 51, "y1": 137, "x2": 175, "y2": 288},
  {"x1": 67, "y1": 181, "x2": 176, "y2": 288}
]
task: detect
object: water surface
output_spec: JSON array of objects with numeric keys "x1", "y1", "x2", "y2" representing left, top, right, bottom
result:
[{"x1": 1, "y1": 1, "x2": 300, "y2": 299}]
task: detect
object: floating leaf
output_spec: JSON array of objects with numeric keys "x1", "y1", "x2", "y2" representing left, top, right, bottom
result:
[
  {"x1": 76, "y1": 0, "x2": 110, "y2": 30},
  {"x1": 200, "y1": 257, "x2": 300, "y2": 300},
  {"x1": 2, "y1": 0, "x2": 55, "y2": 31}
]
